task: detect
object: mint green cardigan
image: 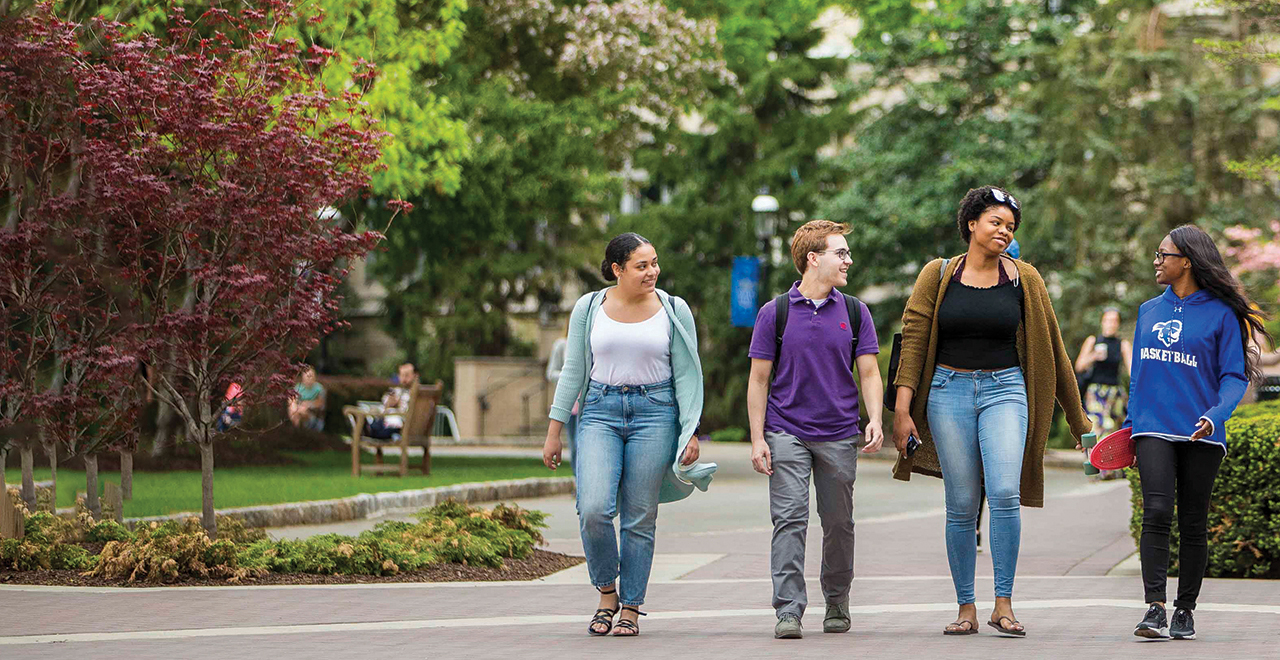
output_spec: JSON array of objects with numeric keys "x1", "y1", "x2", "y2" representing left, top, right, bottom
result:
[{"x1": 549, "y1": 287, "x2": 716, "y2": 502}]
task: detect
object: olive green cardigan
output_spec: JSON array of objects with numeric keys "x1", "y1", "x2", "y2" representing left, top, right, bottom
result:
[{"x1": 891, "y1": 256, "x2": 1092, "y2": 507}]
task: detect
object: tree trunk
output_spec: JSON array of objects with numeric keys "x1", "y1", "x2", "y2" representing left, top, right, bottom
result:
[
  {"x1": 0, "y1": 447, "x2": 6, "y2": 494},
  {"x1": 44, "y1": 443, "x2": 57, "y2": 512},
  {"x1": 120, "y1": 450, "x2": 133, "y2": 500},
  {"x1": 199, "y1": 441, "x2": 216, "y2": 540},
  {"x1": 84, "y1": 454, "x2": 100, "y2": 518},
  {"x1": 20, "y1": 445, "x2": 35, "y2": 509},
  {"x1": 151, "y1": 399, "x2": 177, "y2": 457}
]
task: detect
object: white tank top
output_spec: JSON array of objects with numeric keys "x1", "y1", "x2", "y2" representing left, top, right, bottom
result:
[{"x1": 590, "y1": 306, "x2": 673, "y2": 386}]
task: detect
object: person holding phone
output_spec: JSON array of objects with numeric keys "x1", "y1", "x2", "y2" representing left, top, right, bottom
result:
[
  {"x1": 1125, "y1": 226, "x2": 1269, "y2": 640},
  {"x1": 746, "y1": 220, "x2": 884, "y2": 640},
  {"x1": 890, "y1": 187, "x2": 1091, "y2": 637}
]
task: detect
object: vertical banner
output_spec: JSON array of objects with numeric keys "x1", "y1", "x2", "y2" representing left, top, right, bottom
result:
[{"x1": 731, "y1": 256, "x2": 762, "y2": 327}]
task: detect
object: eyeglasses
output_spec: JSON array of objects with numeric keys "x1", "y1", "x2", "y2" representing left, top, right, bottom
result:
[
  {"x1": 1154, "y1": 251, "x2": 1186, "y2": 265},
  {"x1": 816, "y1": 248, "x2": 852, "y2": 260},
  {"x1": 986, "y1": 188, "x2": 1020, "y2": 211}
]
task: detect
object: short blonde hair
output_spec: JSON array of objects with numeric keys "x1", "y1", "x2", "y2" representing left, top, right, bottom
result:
[{"x1": 790, "y1": 220, "x2": 851, "y2": 274}]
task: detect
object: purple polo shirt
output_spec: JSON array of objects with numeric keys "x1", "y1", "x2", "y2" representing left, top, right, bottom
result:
[{"x1": 748, "y1": 282, "x2": 879, "y2": 441}]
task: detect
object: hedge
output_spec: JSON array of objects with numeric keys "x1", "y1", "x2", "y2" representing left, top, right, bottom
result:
[
  {"x1": 3, "y1": 500, "x2": 547, "y2": 583},
  {"x1": 1128, "y1": 400, "x2": 1280, "y2": 578}
]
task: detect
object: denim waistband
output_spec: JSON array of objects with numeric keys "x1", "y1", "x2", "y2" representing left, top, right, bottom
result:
[
  {"x1": 587, "y1": 378, "x2": 674, "y2": 394},
  {"x1": 934, "y1": 365, "x2": 1023, "y2": 380}
]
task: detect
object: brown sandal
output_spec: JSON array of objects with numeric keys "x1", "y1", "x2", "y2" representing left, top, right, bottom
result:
[
  {"x1": 987, "y1": 616, "x2": 1026, "y2": 637},
  {"x1": 943, "y1": 619, "x2": 979, "y2": 636}
]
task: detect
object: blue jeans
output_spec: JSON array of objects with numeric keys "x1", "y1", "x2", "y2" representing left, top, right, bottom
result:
[
  {"x1": 575, "y1": 378, "x2": 679, "y2": 607},
  {"x1": 926, "y1": 366, "x2": 1029, "y2": 604}
]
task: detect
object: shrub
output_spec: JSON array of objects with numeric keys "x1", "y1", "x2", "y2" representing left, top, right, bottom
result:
[
  {"x1": 7, "y1": 500, "x2": 548, "y2": 581},
  {"x1": 239, "y1": 500, "x2": 548, "y2": 575},
  {"x1": 0, "y1": 513, "x2": 95, "y2": 571},
  {"x1": 1128, "y1": 401, "x2": 1280, "y2": 578},
  {"x1": 215, "y1": 516, "x2": 269, "y2": 545},
  {"x1": 488, "y1": 503, "x2": 548, "y2": 546},
  {"x1": 87, "y1": 518, "x2": 267, "y2": 583},
  {"x1": 87, "y1": 520, "x2": 134, "y2": 544},
  {"x1": 709, "y1": 427, "x2": 747, "y2": 443},
  {"x1": 239, "y1": 532, "x2": 437, "y2": 576}
]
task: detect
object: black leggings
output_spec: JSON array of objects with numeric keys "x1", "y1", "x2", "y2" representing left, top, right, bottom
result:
[{"x1": 1135, "y1": 436, "x2": 1224, "y2": 610}]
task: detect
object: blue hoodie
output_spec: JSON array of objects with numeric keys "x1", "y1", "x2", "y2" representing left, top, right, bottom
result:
[{"x1": 1124, "y1": 287, "x2": 1249, "y2": 451}]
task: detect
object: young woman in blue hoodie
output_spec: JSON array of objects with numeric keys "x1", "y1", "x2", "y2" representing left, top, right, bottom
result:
[{"x1": 1125, "y1": 225, "x2": 1272, "y2": 640}]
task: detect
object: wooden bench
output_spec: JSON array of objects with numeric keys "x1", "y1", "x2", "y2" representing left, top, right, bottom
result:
[{"x1": 344, "y1": 380, "x2": 444, "y2": 477}]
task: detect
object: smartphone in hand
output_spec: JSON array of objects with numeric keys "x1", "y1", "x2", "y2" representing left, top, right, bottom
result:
[{"x1": 906, "y1": 434, "x2": 921, "y2": 457}]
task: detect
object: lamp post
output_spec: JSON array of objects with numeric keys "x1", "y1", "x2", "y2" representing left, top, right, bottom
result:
[{"x1": 752, "y1": 190, "x2": 780, "y2": 296}]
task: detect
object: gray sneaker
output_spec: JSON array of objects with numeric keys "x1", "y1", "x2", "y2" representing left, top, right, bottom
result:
[
  {"x1": 775, "y1": 614, "x2": 803, "y2": 639},
  {"x1": 824, "y1": 601, "x2": 851, "y2": 633}
]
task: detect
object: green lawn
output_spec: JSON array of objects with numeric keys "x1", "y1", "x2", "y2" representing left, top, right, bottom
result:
[{"x1": 3, "y1": 451, "x2": 568, "y2": 518}]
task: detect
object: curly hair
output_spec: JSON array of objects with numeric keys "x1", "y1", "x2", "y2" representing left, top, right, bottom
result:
[{"x1": 956, "y1": 185, "x2": 1022, "y2": 243}]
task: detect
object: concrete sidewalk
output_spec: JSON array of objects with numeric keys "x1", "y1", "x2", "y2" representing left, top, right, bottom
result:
[{"x1": 3, "y1": 441, "x2": 1275, "y2": 659}]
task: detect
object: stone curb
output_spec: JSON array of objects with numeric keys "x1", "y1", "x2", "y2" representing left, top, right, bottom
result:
[{"x1": 114, "y1": 477, "x2": 575, "y2": 530}]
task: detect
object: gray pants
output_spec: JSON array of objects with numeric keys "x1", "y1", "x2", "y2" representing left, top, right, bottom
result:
[{"x1": 766, "y1": 431, "x2": 861, "y2": 619}]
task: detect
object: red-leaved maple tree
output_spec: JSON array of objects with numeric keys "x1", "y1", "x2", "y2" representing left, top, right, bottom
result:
[
  {"x1": 3, "y1": 1, "x2": 401, "y2": 536},
  {"x1": 0, "y1": 4, "x2": 89, "y2": 508}
]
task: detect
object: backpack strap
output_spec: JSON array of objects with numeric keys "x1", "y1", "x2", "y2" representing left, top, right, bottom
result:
[
  {"x1": 843, "y1": 294, "x2": 862, "y2": 359},
  {"x1": 773, "y1": 292, "x2": 866, "y2": 381},
  {"x1": 771, "y1": 294, "x2": 790, "y2": 384},
  {"x1": 772, "y1": 293, "x2": 790, "y2": 356}
]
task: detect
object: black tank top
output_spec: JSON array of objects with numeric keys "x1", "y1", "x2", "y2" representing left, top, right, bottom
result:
[
  {"x1": 935, "y1": 280, "x2": 1024, "y2": 370},
  {"x1": 1090, "y1": 335, "x2": 1123, "y2": 385}
]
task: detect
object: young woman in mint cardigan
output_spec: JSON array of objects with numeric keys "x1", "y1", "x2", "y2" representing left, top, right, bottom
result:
[
  {"x1": 542, "y1": 233, "x2": 715, "y2": 637},
  {"x1": 1126, "y1": 225, "x2": 1271, "y2": 640}
]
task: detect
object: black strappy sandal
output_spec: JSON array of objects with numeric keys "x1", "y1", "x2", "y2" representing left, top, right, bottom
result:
[
  {"x1": 987, "y1": 616, "x2": 1026, "y2": 637},
  {"x1": 612, "y1": 606, "x2": 647, "y2": 637},
  {"x1": 588, "y1": 586, "x2": 618, "y2": 637}
]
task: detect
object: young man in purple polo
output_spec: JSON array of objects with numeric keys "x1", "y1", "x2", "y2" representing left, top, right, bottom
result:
[{"x1": 747, "y1": 220, "x2": 884, "y2": 639}]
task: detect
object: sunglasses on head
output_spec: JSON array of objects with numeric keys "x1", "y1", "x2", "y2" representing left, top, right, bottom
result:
[{"x1": 986, "y1": 188, "x2": 1019, "y2": 211}]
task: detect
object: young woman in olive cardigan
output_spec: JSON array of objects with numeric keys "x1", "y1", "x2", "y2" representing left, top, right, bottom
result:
[{"x1": 891, "y1": 186, "x2": 1092, "y2": 638}]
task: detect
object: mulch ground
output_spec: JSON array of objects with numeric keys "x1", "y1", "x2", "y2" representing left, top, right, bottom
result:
[{"x1": 0, "y1": 549, "x2": 583, "y2": 588}]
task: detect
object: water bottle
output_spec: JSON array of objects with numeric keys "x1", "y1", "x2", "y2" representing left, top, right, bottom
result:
[{"x1": 1081, "y1": 432, "x2": 1099, "y2": 476}]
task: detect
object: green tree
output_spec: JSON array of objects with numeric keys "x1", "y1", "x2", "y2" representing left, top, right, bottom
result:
[
  {"x1": 1024, "y1": 0, "x2": 1279, "y2": 344},
  {"x1": 27, "y1": 0, "x2": 471, "y2": 199},
  {"x1": 368, "y1": 0, "x2": 730, "y2": 390},
  {"x1": 1198, "y1": 0, "x2": 1280, "y2": 325},
  {"x1": 822, "y1": 0, "x2": 1077, "y2": 301},
  {"x1": 823, "y1": 0, "x2": 1279, "y2": 348},
  {"x1": 615, "y1": 0, "x2": 856, "y2": 429},
  {"x1": 1197, "y1": 0, "x2": 1280, "y2": 181},
  {"x1": 290, "y1": 0, "x2": 471, "y2": 198}
]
